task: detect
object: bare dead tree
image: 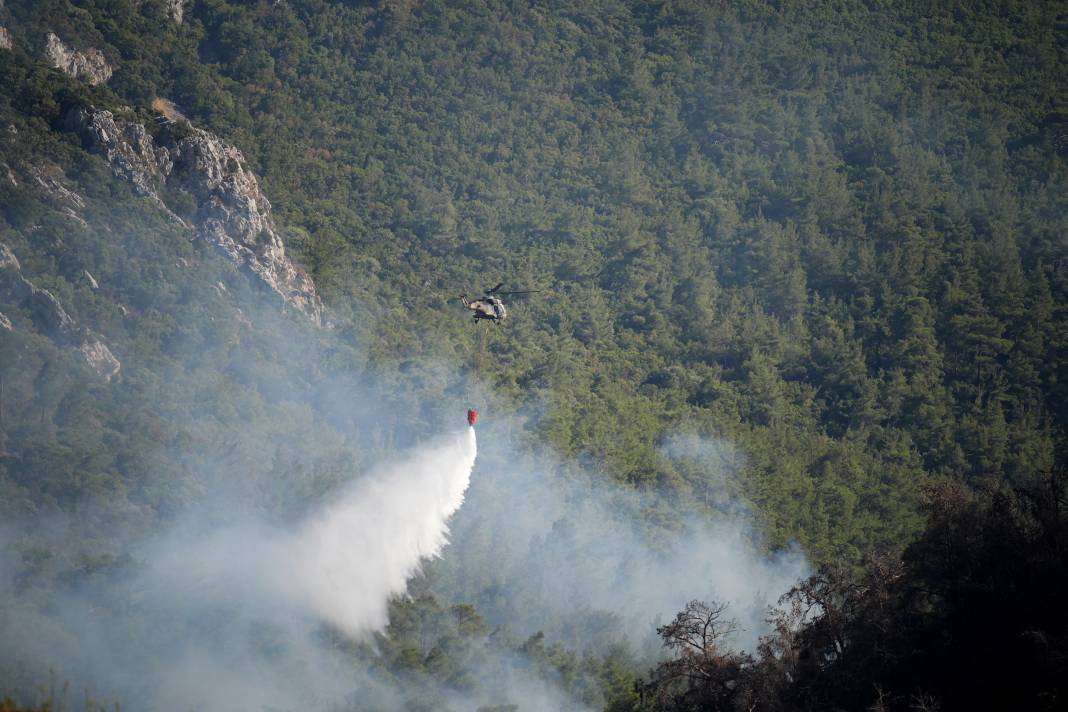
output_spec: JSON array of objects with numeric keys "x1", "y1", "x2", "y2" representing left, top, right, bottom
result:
[{"x1": 643, "y1": 600, "x2": 750, "y2": 711}]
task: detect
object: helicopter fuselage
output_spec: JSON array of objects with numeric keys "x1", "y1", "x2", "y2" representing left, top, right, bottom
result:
[{"x1": 461, "y1": 295, "x2": 507, "y2": 322}]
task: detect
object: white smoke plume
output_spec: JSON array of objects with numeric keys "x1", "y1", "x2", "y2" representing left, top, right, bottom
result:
[
  {"x1": 150, "y1": 426, "x2": 478, "y2": 637},
  {"x1": 0, "y1": 426, "x2": 478, "y2": 710},
  {"x1": 436, "y1": 419, "x2": 810, "y2": 656},
  {"x1": 292, "y1": 426, "x2": 477, "y2": 634}
]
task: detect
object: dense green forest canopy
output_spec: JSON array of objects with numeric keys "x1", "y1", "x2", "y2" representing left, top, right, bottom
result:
[
  {"x1": 1, "y1": 0, "x2": 1067, "y2": 709},
  {"x1": 3, "y1": 0, "x2": 1067, "y2": 556}
]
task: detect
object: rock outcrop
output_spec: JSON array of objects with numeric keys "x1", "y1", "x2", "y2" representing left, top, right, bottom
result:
[
  {"x1": 0, "y1": 242, "x2": 121, "y2": 381},
  {"x1": 3, "y1": 157, "x2": 90, "y2": 227},
  {"x1": 0, "y1": 27, "x2": 12, "y2": 51},
  {"x1": 167, "y1": 0, "x2": 187, "y2": 24},
  {"x1": 27, "y1": 164, "x2": 85, "y2": 210},
  {"x1": 66, "y1": 106, "x2": 323, "y2": 325},
  {"x1": 63, "y1": 108, "x2": 182, "y2": 224},
  {"x1": 44, "y1": 32, "x2": 112, "y2": 85}
]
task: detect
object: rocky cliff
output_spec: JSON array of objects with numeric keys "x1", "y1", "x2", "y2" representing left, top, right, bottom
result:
[
  {"x1": 0, "y1": 242, "x2": 121, "y2": 381},
  {"x1": 65, "y1": 107, "x2": 323, "y2": 325},
  {"x1": 44, "y1": 32, "x2": 113, "y2": 85}
]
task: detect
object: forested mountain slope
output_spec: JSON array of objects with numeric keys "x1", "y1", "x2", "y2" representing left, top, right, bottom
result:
[
  {"x1": 3, "y1": 0, "x2": 1067, "y2": 559},
  {"x1": 1, "y1": 0, "x2": 1066, "y2": 709}
]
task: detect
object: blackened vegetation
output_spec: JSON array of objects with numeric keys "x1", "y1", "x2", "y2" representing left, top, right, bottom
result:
[
  {"x1": 642, "y1": 601, "x2": 747, "y2": 711},
  {"x1": 642, "y1": 472, "x2": 1068, "y2": 711}
]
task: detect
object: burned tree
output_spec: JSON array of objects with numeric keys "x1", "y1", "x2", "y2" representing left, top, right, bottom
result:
[{"x1": 642, "y1": 600, "x2": 752, "y2": 711}]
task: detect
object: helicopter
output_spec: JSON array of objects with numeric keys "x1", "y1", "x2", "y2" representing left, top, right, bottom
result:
[{"x1": 459, "y1": 283, "x2": 539, "y2": 324}]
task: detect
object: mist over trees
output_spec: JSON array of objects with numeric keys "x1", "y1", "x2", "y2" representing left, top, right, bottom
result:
[
  {"x1": 641, "y1": 473, "x2": 1068, "y2": 712},
  {"x1": 1, "y1": 0, "x2": 1066, "y2": 709}
]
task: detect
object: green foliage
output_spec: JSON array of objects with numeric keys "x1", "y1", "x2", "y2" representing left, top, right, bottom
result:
[
  {"x1": 363, "y1": 591, "x2": 633, "y2": 710},
  {"x1": 1, "y1": 0, "x2": 1067, "y2": 707},
  {"x1": 639, "y1": 471, "x2": 1068, "y2": 711}
]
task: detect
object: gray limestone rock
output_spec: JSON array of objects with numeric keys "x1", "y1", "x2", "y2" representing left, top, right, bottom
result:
[
  {"x1": 64, "y1": 107, "x2": 171, "y2": 199},
  {"x1": 0, "y1": 242, "x2": 121, "y2": 381},
  {"x1": 167, "y1": 0, "x2": 187, "y2": 24},
  {"x1": 66, "y1": 106, "x2": 323, "y2": 325},
  {"x1": 77, "y1": 338, "x2": 121, "y2": 381},
  {"x1": 3, "y1": 160, "x2": 90, "y2": 226},
  {"x1": 44, "y1": 32, "x2": 113, "y2": 85},
  {"x1": 26, "y1": 163, "x2": 86, "y2": 210}
]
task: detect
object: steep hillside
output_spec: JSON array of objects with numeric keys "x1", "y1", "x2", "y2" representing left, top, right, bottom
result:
[
  {"x1": 1, "y1": 1, "x2": 1067, "y2": 709},
  {"x1": 3, "y1": 0, "x2": 1067, "y2": 559}
]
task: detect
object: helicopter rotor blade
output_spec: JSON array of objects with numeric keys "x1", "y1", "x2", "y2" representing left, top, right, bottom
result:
[
  {"x1": 493, "y1": 290, "x2": 540, "y2": 295},
  {"x1": 485, "y1": 283, "x2": 505, "y2": 294}
]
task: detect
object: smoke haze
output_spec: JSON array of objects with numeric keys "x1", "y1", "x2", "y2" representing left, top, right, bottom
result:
[
  {"x1": 439, "y1": 420, "x2": 809, "y2": 656},
  {"x1": 1, "y1": 427, "x2": 477, "y2": 710},
  {"x1": 1, "y1": 393, "x2": 810, "y2": 711},
  {"x1": 0, "y1": 196, "x2": 808, "y2": 709}
]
